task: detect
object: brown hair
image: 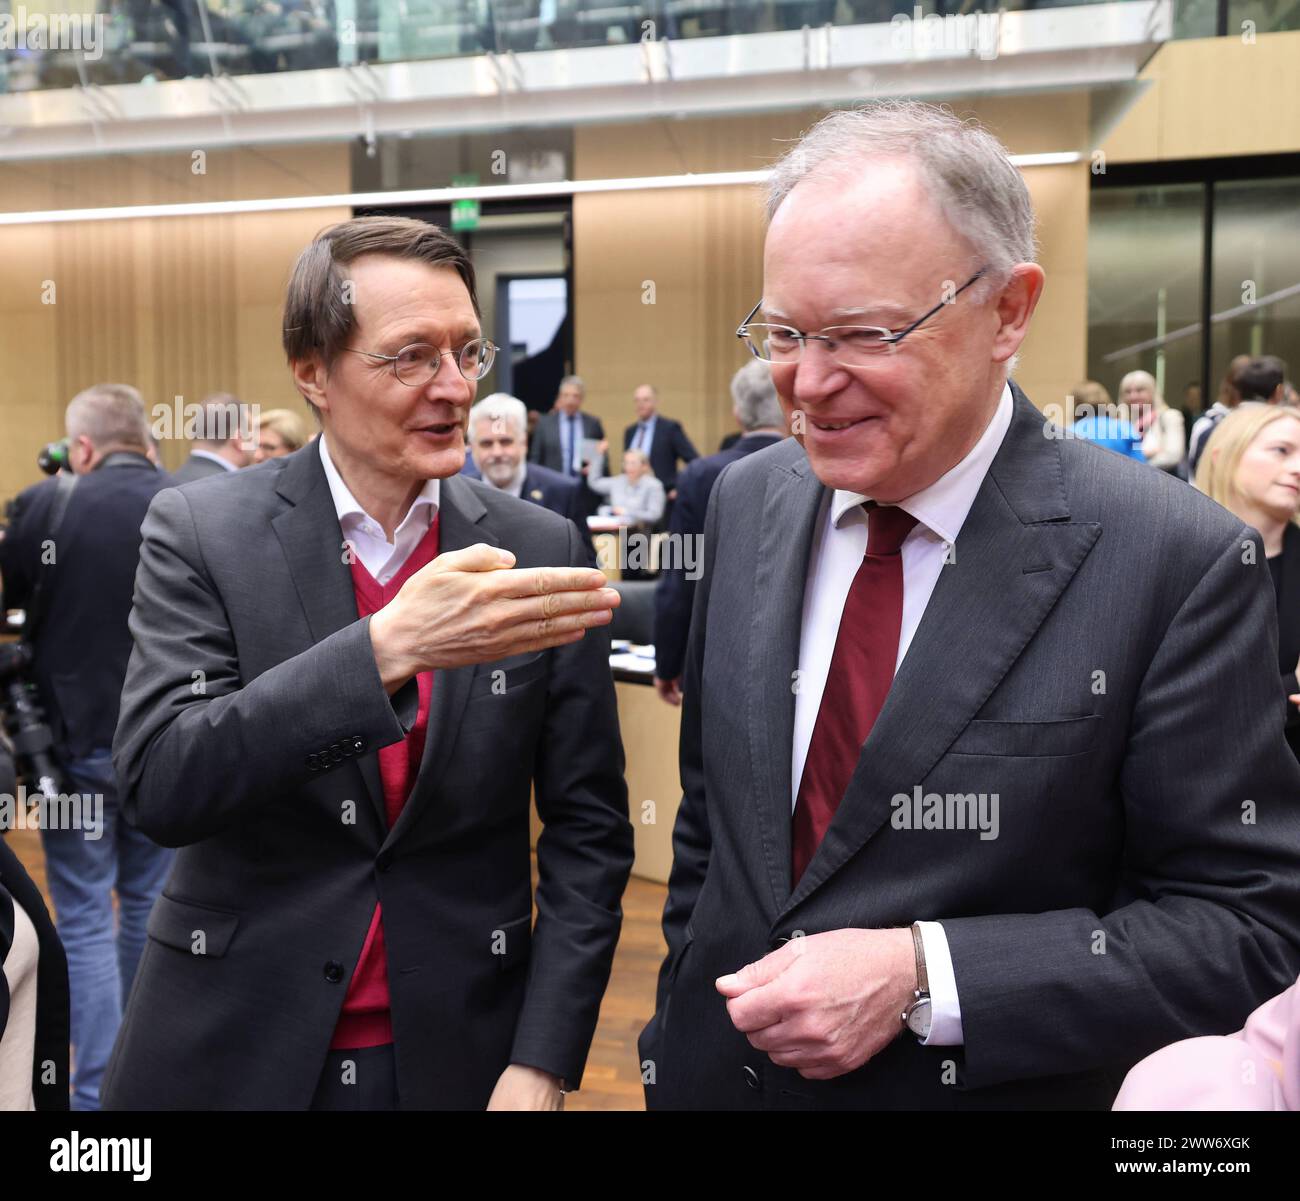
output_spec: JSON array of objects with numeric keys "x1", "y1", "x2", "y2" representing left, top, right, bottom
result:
[{"x1": 281, "y1": 216, "x2": 478, "y2": 369}]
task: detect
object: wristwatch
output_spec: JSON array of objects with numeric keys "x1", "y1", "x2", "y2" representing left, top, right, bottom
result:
[{"x1": 900, "y1": 923, "x2": 932, "y2": 1042}]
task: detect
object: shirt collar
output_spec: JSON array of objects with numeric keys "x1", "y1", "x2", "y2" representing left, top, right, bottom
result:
[
  {"x1": 317, "y1": 434, "x2": 439, "y2": 534},
  {"x1": 829, "y1": 381, "x2": 1014, "y2": 546},
  {"x1": 191, "y1": 448, "x2": 238, "y2": 472}
]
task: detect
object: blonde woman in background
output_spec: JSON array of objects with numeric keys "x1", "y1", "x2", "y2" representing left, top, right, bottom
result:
[
  {"x1": 1196, "y1": 402, "x2": 1300, "y2": 761},
  {"x1": 253, "y1": 407, "x2": 309, "y2": 462},
  {"x1": 1121, "y1": 370, "x2": 1185, "y2": 473}
]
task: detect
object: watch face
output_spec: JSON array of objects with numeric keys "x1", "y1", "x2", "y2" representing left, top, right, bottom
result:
[{"x1": 905, "y1": 997, "x2": 932, "y2": 1039}]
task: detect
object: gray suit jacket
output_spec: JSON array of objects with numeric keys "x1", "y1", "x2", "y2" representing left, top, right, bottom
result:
[
  {"x1": 170, "y1": 453, "x2": 230, "y2": 485},
  {"x1": 641, "y1": 382, "x2": 1300, "y2": 1110},
  {"x1": 104, "y1": 446, "x2": 633, "y2": 1109}
]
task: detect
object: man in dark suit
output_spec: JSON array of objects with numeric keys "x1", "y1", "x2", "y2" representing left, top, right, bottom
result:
[
  {"x1": 170, "y1": 392, "x2": 255, "y2": 483},
  {"x1": 641, "y1": 103, "x2": 1300, "y2": 1111},
  {"x1": 103, "y1": 216, "x2": 632, "y2": 1111},
  {"x1": 623, "y1": 383, "x2": 699, "y2": 499},
  {"x1": 529, "y1": 377, "x2": 605, "y2": 516},
  {"x1": 461, "y1": 392, "x2": 597, "y2": 566},
  {"x1": 0, "y1": 383, "x2": 175, "y2": 1110},
  {"x1": 653, "y1": 359, "x2": 785, "y2": 704}
]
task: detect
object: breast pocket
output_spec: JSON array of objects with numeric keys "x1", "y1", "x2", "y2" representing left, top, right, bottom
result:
[
  {"x1": 947, "y1": 715, "x2": 1101, "y2": 758},
  {"x1": 468, "y1": 653, "x2": 549, "y2": 701},
  {"x1": 146, "y1": 893, "x2": 241, "y2": 958}
]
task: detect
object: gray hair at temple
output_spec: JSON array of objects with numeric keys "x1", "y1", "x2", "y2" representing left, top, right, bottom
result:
[
  {"x1": 765, "y1": 101, "x2": 1037, "y2": 300},
  {"x1": 468, "y1": 393, "x2": 528, "y2": 441},
  {"x1": 65, "y1": 383, "x2": 150, "y2": 451},
  {"x1": 731, "y1": 358, "x2": 785, "y2": 432}
]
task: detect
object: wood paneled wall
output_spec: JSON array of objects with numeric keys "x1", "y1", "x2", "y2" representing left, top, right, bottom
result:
[
  {"x1": 573, "y1": 97, "x2": 1093, "y2": 455},
  {"x1": 1103, "y1": 30, "x2": 1300, "y2": 164},
  {"x1": 0, "y1": 146, "x2": 348, "y2": 502}
]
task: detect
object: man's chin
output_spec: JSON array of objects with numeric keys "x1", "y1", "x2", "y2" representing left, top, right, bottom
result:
[
  {"x1": 801, "y1": 443, "x2": 892, "y2": 497},
  {"x1": 412, "y1": 440, "x2": 466, "y2": 480}
]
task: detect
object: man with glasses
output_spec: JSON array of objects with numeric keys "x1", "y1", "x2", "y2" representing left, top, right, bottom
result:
[
  {"x1": 103, "y1": 216, "x2": 634, "y2": 1111},
  {"x1": 640, "y1": 102, "x2": 1300, "y2": 1111}
]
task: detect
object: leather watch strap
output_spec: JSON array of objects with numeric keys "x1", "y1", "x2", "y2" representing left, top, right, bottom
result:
[{"x1": 910, "y1": 923, "x2": 929, "y2": 996}]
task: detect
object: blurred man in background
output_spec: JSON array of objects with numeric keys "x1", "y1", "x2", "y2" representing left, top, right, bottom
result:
[
  {"x1": 464, "y1": 392, "x2": 596, "y2": 565},
  {"x1": 623, "y1": 384, "x2": 698, "y2": 503},
  {"x1": 0, "y1": 383, "x2": 174, "y2": 1109},
  {"x1": 653, "y1": 358, "x2": 786, "y2": 705},
  {"x1": 170, "y1": 392, "x2": 255, "y2": 483}
]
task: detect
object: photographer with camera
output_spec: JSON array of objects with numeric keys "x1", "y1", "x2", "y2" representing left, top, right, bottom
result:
[{"x1": 0, "y1": 384, "x2": 174, "y2": 1110}]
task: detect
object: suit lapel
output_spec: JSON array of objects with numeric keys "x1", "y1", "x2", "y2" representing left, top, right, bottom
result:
[
  {"x1": 382, "y1": 473, "x2": 496, "y2": 851},
  {"x1": 781, "y1": 387, "x2": 1102, "y2": 916},
  {"x1": 271, "y1": 445, "x2": 386, "y2": 828},
  {"x1": 749, "y1": 455, "x2": 826, "y2": 912}
]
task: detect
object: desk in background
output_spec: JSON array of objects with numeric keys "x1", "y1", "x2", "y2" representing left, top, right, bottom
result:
[{"x1": 530, "y1": 644, "x2": 682, "y2": 885}]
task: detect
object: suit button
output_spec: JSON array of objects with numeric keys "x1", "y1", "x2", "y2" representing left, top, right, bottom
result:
[
  {"x1": 772, "y1": 936, "x2": 790, "y2": 949},
  {"x1": 351, "y1": 736, "x2": 364, "y2": 754},
  {"x1": 323, "y1": 961, "x2": 345, "y2": 983},
  {"x1": 377, "y1": 851, "x2": 393, "y2": 873},
  {"x1": 742, "y1": 1065, "x2": 760, "y2": 1090}
]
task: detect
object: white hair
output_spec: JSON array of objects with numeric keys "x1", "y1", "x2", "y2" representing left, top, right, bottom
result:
[
  {"x1": 766, "y1": 101, "x2": 1037, "y2": 298},
  {"x1": 469, "y1": 392, "x2": 528, "y2": 441},
  {"x1": 730, "y1": 358, "x2": 784, "y2": 431}
]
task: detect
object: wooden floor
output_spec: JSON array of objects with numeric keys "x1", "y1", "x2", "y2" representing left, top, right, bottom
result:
[{"x1": 4, "y1": 827, "x2": 666, "y2": 1111}]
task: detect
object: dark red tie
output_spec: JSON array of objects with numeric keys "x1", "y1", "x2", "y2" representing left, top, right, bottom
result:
[{"x1": 792, "y1": 503, "x2": 918, "y2": 884}]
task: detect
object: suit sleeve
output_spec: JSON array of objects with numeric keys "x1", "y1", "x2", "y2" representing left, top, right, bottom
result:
[
  {"x1": 510, "y1": 518, "x2": 634, "y2": 1088},
  {"x1": 652, "y1": 466, "x2": 706, "y2": 681},
  {"x1": 941, "y1": 526, "x2": 1300, "y2": 1089},
  {"x1": 112, "y1": 486, "x2": 415, "y2": 847},
  {"x1": 674, "y1": 422, "x2": 699, "y2": 465},
  {"x1": 0, "y1": 484, "x2": 49, "y2": 611},
  {"x1": 652, "y1": 465, "x2": 726, "y2": 1012},
  {"x1": 563, "y1": 486, "x2": 598, "y2": 568},
  {"x1": 528, "y1": 420, "x2": 543, "y2": 464}
]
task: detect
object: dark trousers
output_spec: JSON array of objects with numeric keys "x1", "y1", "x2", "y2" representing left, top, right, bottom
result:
[{"x1": 309, "y1": 1043, "x2": 399, "y2": 1111}]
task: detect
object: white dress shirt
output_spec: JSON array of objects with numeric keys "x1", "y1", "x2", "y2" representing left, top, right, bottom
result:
[
  {"x1": 318, "y1": 435, "x2": 439, "y2": 585},
  {"x1": 791, "y1": 382, "x2": 1014, "y2": 1046},
  {"x1": 191, "y1": 448, "x2": 238, "y2": 472},
  {"x1": 630, "y1": 415, "x2": 658, "y2": 455}
]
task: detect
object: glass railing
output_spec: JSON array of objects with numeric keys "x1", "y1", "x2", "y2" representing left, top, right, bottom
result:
[{"x1": 0, "y1": 1, "x2": 1287, "y2": 97}]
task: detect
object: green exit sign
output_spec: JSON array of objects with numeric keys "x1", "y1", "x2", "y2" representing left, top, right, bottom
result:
[{"x1": 451, "y1": 173, "x2": 479, "y2": 230}]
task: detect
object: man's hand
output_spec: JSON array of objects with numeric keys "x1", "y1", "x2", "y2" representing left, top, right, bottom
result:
[
  {"x1": 369, "y1": 543, "x2": 619, "y2": 691},
  {"x1": 655, "y1": 676, "x2": 683, "y2": 706},
  {"x1": 486, "y1": 1063, "x2": 564, "y2": 1111},
  {"x1": 716, "y1": 928, "x2": 915, "y2": 1080}
]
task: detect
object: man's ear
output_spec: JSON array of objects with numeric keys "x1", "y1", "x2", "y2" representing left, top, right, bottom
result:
[
  {"x1": 990, "y1": 263, "x2": 1046, "y2": 365},
  {"x1": 291, "y1": 355, "x2": 330, "y2": 416},
  {"x1": 70, "y1": 434, "x2": 97, "y2": 474}
]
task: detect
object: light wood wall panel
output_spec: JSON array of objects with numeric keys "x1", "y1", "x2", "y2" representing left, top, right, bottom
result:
[
  {"x1": 574, "y1": 97, "x2": 1092, "y2": 453},
  {"x1": 0, "y1": 146, "x2": 348, "y2": 501},
  {"x1": 1104, "y1": 31, "x2": 1300, "y2": 164}
]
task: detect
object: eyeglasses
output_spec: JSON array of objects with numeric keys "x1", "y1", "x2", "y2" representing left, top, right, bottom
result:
[
  {"x1": 341, "y1": 338, "x2": 497, "y2": 386},
  {"x1": 737, "y1": 268, "x2": 988, "y2": 367}
]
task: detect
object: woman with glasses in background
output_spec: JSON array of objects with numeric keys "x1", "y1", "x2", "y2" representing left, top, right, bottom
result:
[
  {"x1": 1196, "y1": 402, "x2": 1300, "y2": 761},
  {"x1": 252, "y1": 407, "x2": 310, "y2": 462}
]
